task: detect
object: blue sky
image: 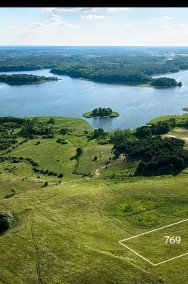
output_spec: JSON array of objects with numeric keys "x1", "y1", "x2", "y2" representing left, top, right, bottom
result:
[{"x1": 1, "y1": 7, "x2": 188, "y2": 46}]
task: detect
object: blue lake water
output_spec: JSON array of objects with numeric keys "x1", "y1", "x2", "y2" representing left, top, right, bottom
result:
[{"x1": 0, "y1": 69, "x2": 188, "y2": 131}]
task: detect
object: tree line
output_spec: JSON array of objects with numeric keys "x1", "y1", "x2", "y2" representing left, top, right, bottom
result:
[
  {"x1": 111, "y1": 118, "x2": 188, "y2": 176},
  {"x1": 0, "y1": 74, "x2": 58, "y2": 85},
  {"x1": 0, "y1": 46, "x2": 187, "y2": 87}
]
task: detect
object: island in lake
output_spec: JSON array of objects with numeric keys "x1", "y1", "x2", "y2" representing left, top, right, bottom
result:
[
  {"x1": 0, "y1": 74, "x2": 59, "y2": 85},
  {"x1": 83, "y1": 107, "x2": 119, "y2": 118},
  {"x1": 150, "y1": 77, "x2": 182, "y2": 88}
]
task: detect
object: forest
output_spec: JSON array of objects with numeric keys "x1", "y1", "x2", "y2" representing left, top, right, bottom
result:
[
  {"x1": 0, "y1": 74, "x2": 59, "y2": 85},
  {"x1": 0, "y1": 46, "x2": 187, "y2": 86},
  {"x1": 111, "y1": 118, "x2": 188, "y2": 175}
]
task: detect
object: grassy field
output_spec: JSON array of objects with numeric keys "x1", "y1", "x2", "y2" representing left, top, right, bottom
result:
[
  {"x1": 1, "y1": 175, "x2": 188, "y2": 283},
  {"x1": 149, "y1": 113, "x2": 188, "y2": 124},
  {"x1": 120, "y1": 218, "x2": 188, "y2": 265},
  {"x1": 1, "y1": 116, "x2": 188, "y2": 283}
]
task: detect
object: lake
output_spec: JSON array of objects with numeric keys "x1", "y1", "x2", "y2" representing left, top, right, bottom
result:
[{"x1": 0, "y1": 69, "x2": 188, "y2": 131}]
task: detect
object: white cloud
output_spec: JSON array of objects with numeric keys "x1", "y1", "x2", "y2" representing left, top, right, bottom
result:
[
  {"x1": 124, "y1": 22, "x2": 136, "y2": 27},
  {"x1": 42, "y1": 8, "x2": 55, "y2": 12},
  {"x1": 42, "y1": 7, "x2": 66, "y2": 13},
  {"x1": 163, "y1": 16, "x2": 174, "y2": 20},
  {"x1": 42, "y1": 7, "x2": 133, "y2": 13},
  {"x1": 50, "y1": 13, "x2": 63, "y2": 25},
  {"x1": 7, "y1": 13, "x2": 78, "y2": 38},
  {"x1": 174, "y1": 23, "x2": 188, "y2": 28},
  {"x1": 81, "y1": 15, "x2": 106, "y2": 21},
  {"x1": 48, "y1": 13, "x2": 78, "y2": 28},
  {"x1": 81, "y1": 7, "x2": 133, "y2": 13},
  {"x1": 164, "y1": 25, "x2": 174, "y2": 29},
  {"x1": 152, "y1": 16, "x2": 174, "y2": 21},
  {"x1": 163, "y1": 23, "x2": 188, "y2": 35}
]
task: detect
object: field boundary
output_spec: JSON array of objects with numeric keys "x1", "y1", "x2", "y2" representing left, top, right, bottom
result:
[{"x1": 119, "y1": 218, "x2": 188, "y2": 266}]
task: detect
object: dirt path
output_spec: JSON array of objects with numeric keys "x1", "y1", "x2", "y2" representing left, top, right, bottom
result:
[
  {"x1": 165, "y1": 134, "x2": 188, "y2": 143},
  {"x1": 94, "y1": 154, "x2": 125, "y2": 178}
]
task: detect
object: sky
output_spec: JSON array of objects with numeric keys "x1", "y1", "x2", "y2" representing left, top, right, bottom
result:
[{"x1": 1, "y1": 7, "x2": 188, "y2": 46}]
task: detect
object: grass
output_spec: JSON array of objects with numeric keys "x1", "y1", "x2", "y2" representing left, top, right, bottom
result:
[
  {"x1": 120, "y1": 219, "x2": 188, "y2": 265},
  {"x1": 1, "y1": 116, "x2": 188, "y2": 283},
  {"x1": 2, "y1": 116, "x2": 93, "y2": 180},
  {"x1": 1, "y1": 175, "x2": 188, "y2": 283},
  {"x1": 6, "y1": 137, "x2": 78, "y2": 176},
  {"x1": 75, "y1": 141, "x2": 115, "y2": 176},
  {"x1": 149, "y1": 114, "x2": 188, "y2": 124},
  {"x1": 137, "y1": 83, "x2": 152, "y2": 88}
]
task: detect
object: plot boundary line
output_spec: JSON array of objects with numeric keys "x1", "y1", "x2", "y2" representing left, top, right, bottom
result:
[
  {"x1": 119, "y1": 241, "x2": 156, "y2": 266},
  {"x1": 119, "y1": 218, "x2": 188, "y2": 242},
  {"x1": 119, "y1": 218, "x2": 188, "y2": 266}
]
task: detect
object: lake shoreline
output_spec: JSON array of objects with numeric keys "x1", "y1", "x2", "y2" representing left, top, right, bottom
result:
[{"x1": 1, "y1": 68, "x2": 188, "y2": 131}]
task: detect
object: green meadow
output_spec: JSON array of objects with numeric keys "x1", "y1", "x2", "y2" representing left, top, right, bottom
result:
[{"x1": 1, "y1": 116, "x2": 188, "y2": 283}]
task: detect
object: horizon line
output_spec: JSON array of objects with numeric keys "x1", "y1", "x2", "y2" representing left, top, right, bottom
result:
[{"x1": 1, "y1": 45, "x2": 188, "y2": 47}]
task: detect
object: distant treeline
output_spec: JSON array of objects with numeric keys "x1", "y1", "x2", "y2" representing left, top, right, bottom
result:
[
  {"x1": 0, "y1": 65, "x2": 43, "y2": 72},
  {"x1": 51, "y1": 66, "x2": 181, "y2": 87},
  {"x1": 0, "y1": 74, "x2": 59, "y2": 85},
  {"x1": 51, "y1": 66, "x2": 150, "y2": 85},
  {"x1": 0, "y1": 47, "x2": 187, "y2": 86}
]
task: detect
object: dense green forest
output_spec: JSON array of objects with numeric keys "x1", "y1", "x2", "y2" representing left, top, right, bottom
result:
[
  {"x1": 0, "y1": 74, "x2": 58, "y2": 85},
  {"x1": 150, "y1": 77, "x2": 182, "y2": 87},
  {"x1": 0, "y1": 46, "x2": 187, "y2": 86},
  {"x1": 111, "y1": 117, "x2": 188, "y2": 175},
  {"x1": 50, "y1": 67, "x2": 181, "y2": 87}
]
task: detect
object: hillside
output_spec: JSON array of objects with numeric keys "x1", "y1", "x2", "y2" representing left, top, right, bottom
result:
[{"x1": 1, "y1": 116, "x2": 188, "y2": 283}]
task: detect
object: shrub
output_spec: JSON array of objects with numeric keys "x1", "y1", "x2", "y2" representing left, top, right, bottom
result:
[
  {"x1": 0, "y1": 212, "x2": 14, "y2": 234},
  {"x1": 58, "y1": 173, "x2": 64, "y2": 178},
  {"x1": 4, "y1": 188, "x2": 16, "y2": 199},
  {"x1": 56, "y1": 138, "x2": 68, "y2": 144},
  {"x1": 59, "y1": 128, "x2": 68, "y2": 135}
]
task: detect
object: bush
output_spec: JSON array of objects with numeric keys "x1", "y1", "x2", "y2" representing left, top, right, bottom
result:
[
  {"x1": 59, "y1": 128, "x2": 68, "y2": 135},
  {"x1": 44, "y1": 181, "x2": 48, "y2": 187},
  {"x1": 4, "y1": 188, "x2": 16, "y2": 199},
  {"x1": 58, "y1": 173, "x2": 64, "y2": 178},
  {"x1": 0, "y1": 212, "x2": 14, "y2": 234},
  {"x1": 56, "y1": 138, "x2": 68, "y2": 144}
]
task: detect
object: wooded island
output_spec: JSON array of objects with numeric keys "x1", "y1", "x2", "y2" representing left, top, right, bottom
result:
[
  {"x1": 0, "y1": 74, "x2": 59, "y2": 85},
  {"x1": 83, "y1": 107, "x2": 119, "y2": 118}
]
